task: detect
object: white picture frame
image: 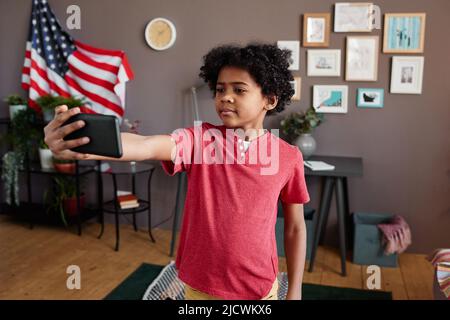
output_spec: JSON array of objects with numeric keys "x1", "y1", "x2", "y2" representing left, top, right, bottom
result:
[
  {"x1": 390, "y1": 56, "x2": 424, "y2": 94},
  {"x1": 307, "y1": 49, "x2": 341, "y2": 77},
  {"x1": 277, "y1": 41, "x2": 300, "y2": 70},
  {"x1": 334, "y1": 2, "x2": 374, "y2": 32},
  {"x1": 313, "y1": 85, "x2": 348, "y2": 114},
  {"x1": 345, "y1": 36, "x2": 379, "y2": 81},
  {"x1": 290, "y1": 77, "x2": 301, "y2": 101}
]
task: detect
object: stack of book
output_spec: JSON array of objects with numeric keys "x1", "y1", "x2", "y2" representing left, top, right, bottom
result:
[{"x1": 117, "y1": 194, "x2": 139, "y2": 210}]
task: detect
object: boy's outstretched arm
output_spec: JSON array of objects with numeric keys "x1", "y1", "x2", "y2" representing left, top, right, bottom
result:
[
  {"x1": 282, "y1": 202, "x2": 307, "y2": 300},
  {"x1": 44, "y1": 105, "x2": 175, "y2": 162}
]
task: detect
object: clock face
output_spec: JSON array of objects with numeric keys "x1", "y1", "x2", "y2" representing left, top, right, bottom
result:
[{"x1": 145, "y1": 18, "x2": 176, "y2": 51}]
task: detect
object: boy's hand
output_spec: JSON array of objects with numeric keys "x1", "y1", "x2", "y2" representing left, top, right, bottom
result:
[{"x1": 43, "y1": 105, "x2": 90, "y2": 160}]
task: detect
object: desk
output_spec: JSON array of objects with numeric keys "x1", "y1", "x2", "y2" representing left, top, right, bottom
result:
[
  {"x1": 98, "y1": 161, "x2": 156, "y2": 251},
  {"x1": 305, "y1": 155, "x2": 363, "y2": 276}
]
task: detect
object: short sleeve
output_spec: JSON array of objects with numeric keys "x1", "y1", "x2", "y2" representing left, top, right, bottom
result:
[
  {"x1": 161, "y1": 127, "x2": 195, "y2": 176},
  {"x1": 280, "y1": 149, "x2": 310, "y2": 204}
]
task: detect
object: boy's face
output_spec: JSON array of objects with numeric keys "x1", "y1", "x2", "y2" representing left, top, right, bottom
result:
[{"x1": 215, "y1": 66, "x2": 273, "y2": 130}]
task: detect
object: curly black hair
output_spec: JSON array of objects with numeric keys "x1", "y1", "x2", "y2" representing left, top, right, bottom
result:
[{"x1": 199, "y1": 43, "x2": 295, "y2": 115}]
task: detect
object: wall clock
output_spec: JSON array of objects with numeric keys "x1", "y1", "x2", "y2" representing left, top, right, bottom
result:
[{"x1": 145, "y1": 17, "x2": 176, "y2": 51}]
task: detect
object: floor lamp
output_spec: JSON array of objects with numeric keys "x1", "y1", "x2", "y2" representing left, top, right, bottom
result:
[{"x1": 169, "y1": 86, "x2": 203, "y2": 256}]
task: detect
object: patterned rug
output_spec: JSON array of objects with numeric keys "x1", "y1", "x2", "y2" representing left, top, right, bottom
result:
[
  {"x1": 104, "y1": 262, "x2": 392, "y2": 300},
  {"x1": 142, "y1": 261, "x2": 289, "y2": 300}
]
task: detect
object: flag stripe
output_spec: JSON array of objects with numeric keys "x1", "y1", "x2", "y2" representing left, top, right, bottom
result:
[
  {"x1": 65, "y1": 74, "x2": 124, "y2": 116},
  {"x1": 75, "y1": 40, "x2": 123, "y2": 57},
  {"x1": 72, "y1": 50, "x2": 119, "y2": 74},
  {"x1": 69, "y1": 63, "x2": 115, "y2": 91},
  {"x1": 66, "y1": 70, "x2": 122, "y2": 107}
]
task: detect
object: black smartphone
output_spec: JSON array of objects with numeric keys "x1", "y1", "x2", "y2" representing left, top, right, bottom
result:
[{"x1": 63, "y1": 113, "x2": 123, "y2": 158}]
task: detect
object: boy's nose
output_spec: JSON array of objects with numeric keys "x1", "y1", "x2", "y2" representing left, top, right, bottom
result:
[{"x1": 221, "y1": 95, "x2": 234, "y2": 103}]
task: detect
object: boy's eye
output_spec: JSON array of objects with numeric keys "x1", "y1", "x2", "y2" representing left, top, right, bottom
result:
[{"x1": 215, "y1": 87, "x2": 246, "y2": 94}]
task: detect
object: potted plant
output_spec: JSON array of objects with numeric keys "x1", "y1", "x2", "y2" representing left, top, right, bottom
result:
[
  {"x1": 38, "y1": 139, "x2": 54, "y2": 169},
  {"x1": 4, "y1": 94, "x2": 27, "y2": 120},
  {"x1": 36, "y1": 95, "x2": 58, "y2": 122},
  {"x1": 1, "y1": 108, "x2": 42, "y2": 206},
  {"x1": 37, "y1": 95, "x2": 86, "y2": 123},
  {"x1": 45, "y1": 175, "x2": 86, "y2": 226},
  {"x1": 280, "y1": 107, "x2": 324, "y2": 159},
  {"x1": 53, "y1": 157, "x2": 76, "y2": 174}
]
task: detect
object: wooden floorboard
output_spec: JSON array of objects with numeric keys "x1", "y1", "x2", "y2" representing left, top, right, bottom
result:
[{"x1": 0, "y1": 215, "x2": 434, "y2": 300}]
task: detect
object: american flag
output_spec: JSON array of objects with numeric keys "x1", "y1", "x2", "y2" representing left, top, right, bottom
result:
[{"x1": 21, "y1": 0, "x2": 134, "y2": 120}]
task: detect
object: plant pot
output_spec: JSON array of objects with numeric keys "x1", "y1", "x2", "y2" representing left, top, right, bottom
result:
[
  {"x1": 63, "y1": 194, "x2": 86, "y2": 217},
  {"x1": 54, "y1": 162, "x2": 76, "y2": 174},
  {"x1": 39, "y1": 148, "x2": 54, "y2": 169},
  {"x1": 43, "y1": 109, "x2": 54, "y2": 123},
  {"x1": 294, "y1": 133, "x2": 316, "y2": 159},
  {"x1": 9, "y1": 104, "x2": 27, "y2": 120}
]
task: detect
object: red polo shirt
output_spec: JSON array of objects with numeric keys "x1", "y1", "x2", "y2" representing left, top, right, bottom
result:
[{"x1": 161, "y1": 122, "x2": 309, "y2": 299}]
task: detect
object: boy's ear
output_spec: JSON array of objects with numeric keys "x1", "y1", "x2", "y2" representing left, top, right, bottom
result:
[{"x1": 265, "y1": 95, "x2": 278, "y2": 111}]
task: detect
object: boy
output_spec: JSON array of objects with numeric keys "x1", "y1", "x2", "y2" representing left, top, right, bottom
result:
[{"x1": 44, "y1": 43, "x2": 310, "y2": 300}]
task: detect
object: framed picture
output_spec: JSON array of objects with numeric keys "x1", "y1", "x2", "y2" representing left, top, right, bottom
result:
[
  {"x1": 290, "y1": 77, "x2": 301, "y2": 101},
  {"x1": 307, "y1": 49, "x2": 341, "y2": 77},
  {"x1": 346, "y1": 36, "x2": 379, "y2": 81},
  {"x1": 313, "y1": 85, "x2": 348, "y2": 113},
  {"x1": 383, "y1": 13, "x2": 426, "y2": 53},
  {"x1": 357, "y1": 88, "x2": 384, "y2": 108},
  {"x1": 277, "y1": 41, "x2": 300, "y2": 70},
  {"x1": 303, "y1": 13, "x2": 330, "y2": 47},
  {"x1": 334, "y1": 2, "x2": 374, "y2": 32},
  {"x1": 390, "y1": 56, "x2": 424, "y2": 94}
]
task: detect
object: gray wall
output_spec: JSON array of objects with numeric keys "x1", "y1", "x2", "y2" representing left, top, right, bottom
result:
[{"x1": 1, "y1": 0, "x2": 449, "y2": 254}]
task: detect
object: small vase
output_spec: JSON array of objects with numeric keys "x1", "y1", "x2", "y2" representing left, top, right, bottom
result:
[
  {"x1": 294, "y1": 133, "x2": 316, "y2": 159},
  {"x1": 43, "y1": 109, "x2": 55, "y2": 123},
  {"x1": 39, "y1": 148, "x2": 54, "y2": 169},
  {"x1": 63, "y1": 194, "x2": 86, "y2": 217},
  {"x1": 9, "y1": 104, "x2": 27, "y2": 120},
  {"x1": 54, "y1": 162, "x2": 76, "y2": 174}
]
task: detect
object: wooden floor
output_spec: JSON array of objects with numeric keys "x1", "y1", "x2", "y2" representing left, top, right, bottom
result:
[{"x1": 0, "y1": 215, "x2": 434, "y2": 300}]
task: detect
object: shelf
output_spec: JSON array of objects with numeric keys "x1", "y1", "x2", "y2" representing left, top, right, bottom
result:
[
  {"x1": 102, "y1": 199, "x2": 150, "y2": 214},
  {"x1": 0, "y1": 202, "x2": 99, "y2": 227},
  {"x1": 0, "y1": 162, "x2": 97, "y2": 176}
]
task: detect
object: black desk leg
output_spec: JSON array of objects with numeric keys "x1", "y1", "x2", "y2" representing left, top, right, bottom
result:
[
  {"x1": 335, "y1": 177, "x2": 347, "y2": 276},
  {"x1": 308, "y1": 177, "x2": 335, "y2": 273},
  {"x1": 97, "y1": 161, "x2": 104, "y2": 239},
  {"x1": 147, "y1": 170, "x2": 155, "y2": 243},
  {"x1": 343, "y1": 177, "x2": 352, "y2": 249},
  {"x1": 112, "y1": 174, "x2": 120, "y2": 251}
]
